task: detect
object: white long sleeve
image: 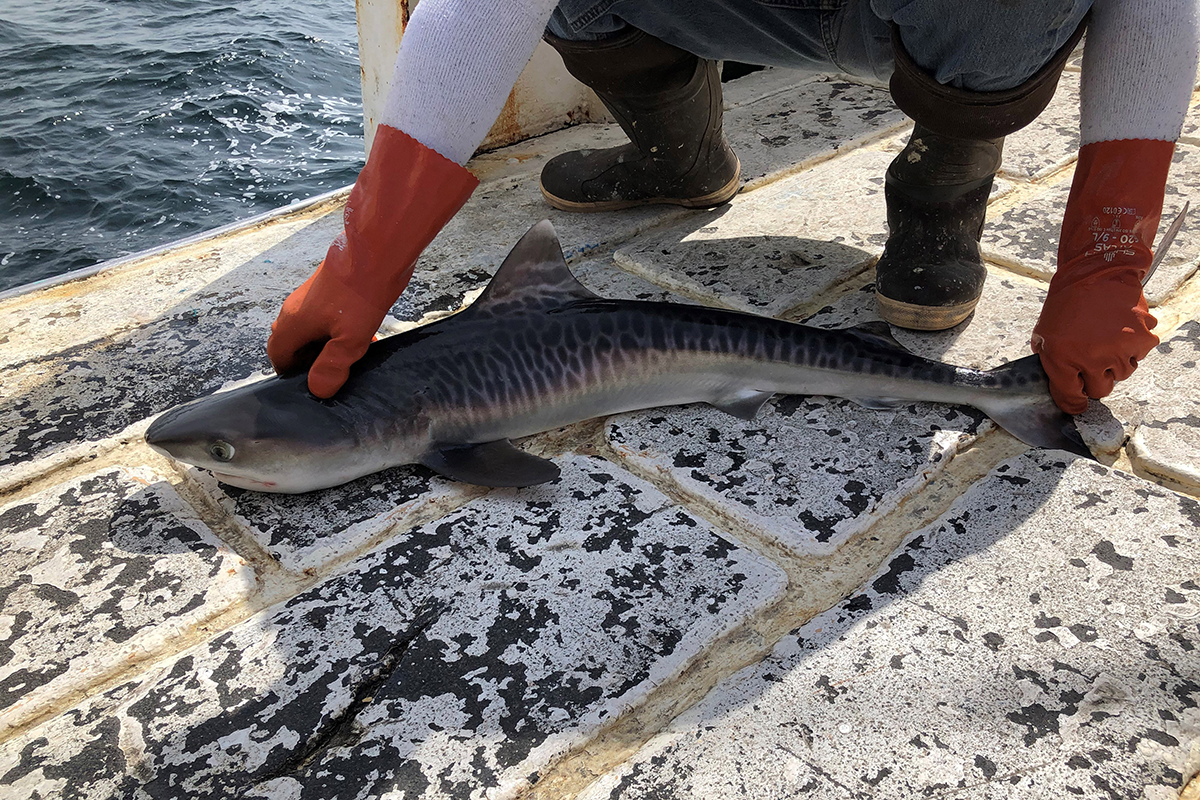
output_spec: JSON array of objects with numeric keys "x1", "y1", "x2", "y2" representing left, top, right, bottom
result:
[
  {"x1": 380, "y1": 0, "x2": 561, "y2": 165},
  {"x1": 1080, "y1": 0, "x2": 1200, "y2": 144}
]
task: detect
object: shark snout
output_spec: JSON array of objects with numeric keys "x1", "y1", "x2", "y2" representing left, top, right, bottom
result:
[
  {"x1": 143, "y1": 395, "x2": 250, "y2": 466},
  {"x1": 144, "y1": 404, "x2": 194, "y2": 455}
]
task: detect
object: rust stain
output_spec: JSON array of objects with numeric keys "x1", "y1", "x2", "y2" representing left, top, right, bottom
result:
[
  {"x1": 482, "y1": 86, "x2": 525, "y2": 153},
  {"x1": 388, "y1": 0, "x2": 409, "y2": 57}
]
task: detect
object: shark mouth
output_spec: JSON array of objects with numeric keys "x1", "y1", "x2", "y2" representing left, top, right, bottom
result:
[{"x1": 210, "y1": 471, "x2": 278, "y2": 491}]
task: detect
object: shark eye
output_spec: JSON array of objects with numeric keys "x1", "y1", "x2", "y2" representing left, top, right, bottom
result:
[{"x1": 209, "y1": 440, "x2": 235, "y2": 462}]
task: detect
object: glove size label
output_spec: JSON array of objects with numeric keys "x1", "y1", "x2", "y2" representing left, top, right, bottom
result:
[{"x1": 1089, "y1": 207, "x2": 1145, "y2": 262}]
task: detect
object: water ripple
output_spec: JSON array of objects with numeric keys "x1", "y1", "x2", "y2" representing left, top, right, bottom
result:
[{"x1": 0, "y1": 0, "x2": 365, "y2": 291}]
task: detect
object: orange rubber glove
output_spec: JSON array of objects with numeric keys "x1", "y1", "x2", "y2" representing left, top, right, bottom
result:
[
  {"x1": 268, "y1": 125, "x2": 479, "y2": 398},
  {"x1": 1031, "y1": 139, "x2": 1173, "y2": 414}
]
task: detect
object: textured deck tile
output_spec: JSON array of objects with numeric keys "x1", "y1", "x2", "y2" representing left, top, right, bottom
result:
[
  {"x1": 606, "y1": 397, "x2": 983, "y2": 556},
  {"x1": 999, "y1": 71, "x2": 1080, "y2": 183},
  {"x1": 187, "y1": 466, "x2": 474, "y2": 575},
  {"x1": 0, "y1": 456, "x2": 785, "y2": 800},
  {"x1": 722, "y1": 67, "x2": 820, "y2": 109},
  {"x1": 0, "y1": 467, "x2": 253, "y2": 732},
  {"x1": 1182, "y1": 94, "x2": 1200, "y2": 143},
  {"x1": 1129, "y1": 424, "x2": 1200, "y2": 491},
  {"x1": 393, "y1": 184, "x2": 698, "y2": 324},
  {"x1": 981, "y1": 143, "x2": 1200, "y2": 307},
  {"x1": 1077, "y1": 320, "x2": 1200, "y2": 487},
  {"x1": 570, "y1": 256, "x2": 698, "y2": 305},
  {"x1": 1, "y1": 285, "x2": 281, "y2": 471},
  {"x1": 0, "y1": 210, "x2": 341, "y2": 471},
  {"x1": 802, "y1": 268, "x2": 1047, "y2": 369},
  {"x1": 0, "y1": 204, "x2": 341, "y2": 368},
  {"x1": 388, "y1": 180, "x2": 711, "y2": 326},
  {"x1": 579, "y1": 451, "x2": 1200, "y2": 800},
  {"x1": 724, "y1": 76, "x2": 908, "y2": 186},
  {"x1": 612, "y1": 150, "x2": 892, "y2": 318}
]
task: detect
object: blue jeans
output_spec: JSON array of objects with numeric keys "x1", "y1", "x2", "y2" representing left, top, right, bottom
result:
[{"x1": 547, "y1": 0, "x2": 1091, "y2": 91}]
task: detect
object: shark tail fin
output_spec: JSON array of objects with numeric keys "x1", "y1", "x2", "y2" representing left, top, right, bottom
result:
[{"x1": 975, "y1": 355, "x2": 1093, "y2": 459}]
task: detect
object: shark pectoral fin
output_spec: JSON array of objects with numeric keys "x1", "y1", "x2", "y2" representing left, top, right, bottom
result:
[
  {"x1": 709, "y1": 389, "x2": 775, "y2": 421},
  {"x1": 420, "y1": 440, "x2": 561, "y2": 487},
  {"x1": 847, "y1": 396, "x2": 905, "y2": 410}
]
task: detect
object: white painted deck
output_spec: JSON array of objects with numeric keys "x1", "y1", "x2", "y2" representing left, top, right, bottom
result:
[{"x1": 2, "y1": 65, "x2": 1200, "y2": 800}]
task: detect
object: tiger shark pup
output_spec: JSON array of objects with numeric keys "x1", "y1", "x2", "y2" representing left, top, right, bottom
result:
[{"x1": 146, "y1": 220, "x2": 1089, "y2": 493}]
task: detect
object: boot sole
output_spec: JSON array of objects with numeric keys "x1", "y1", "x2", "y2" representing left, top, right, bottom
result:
[
  {"x1": 876, "y1": 291, "x2": 979, "y2": 331},
  {"x1": 539, "y1": 159, "x2": 741, "y2": 213}
]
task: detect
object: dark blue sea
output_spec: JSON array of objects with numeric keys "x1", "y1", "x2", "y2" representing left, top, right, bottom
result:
[{"x1": 0, "y1": 0, "x2": 365, "y2": 293}]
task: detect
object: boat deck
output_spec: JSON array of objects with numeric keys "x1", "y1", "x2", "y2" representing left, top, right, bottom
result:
[{"x1": 3, "y1": 65, "x2": 1200, "y2": 799}]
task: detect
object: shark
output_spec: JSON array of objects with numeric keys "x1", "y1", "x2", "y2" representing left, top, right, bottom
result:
[{"x1": 145, "y1": 220, "x2": 1090, "y2": 493}]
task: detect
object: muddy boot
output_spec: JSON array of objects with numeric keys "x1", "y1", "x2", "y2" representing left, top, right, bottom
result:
[
  {"x1": 540, "y1": 29, "x2": 740, "y2": 212},
  {"x1": 876, "y1": 18, "x2": 1087, "y2": 330},
  {"x1": 875, "y1": 125, "x2": 1002, "y2": 330}
]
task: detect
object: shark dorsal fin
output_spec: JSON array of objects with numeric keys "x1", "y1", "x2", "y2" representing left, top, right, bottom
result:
[{"x1": 469, "y1": 220, "x2": 599, "y2": 315}]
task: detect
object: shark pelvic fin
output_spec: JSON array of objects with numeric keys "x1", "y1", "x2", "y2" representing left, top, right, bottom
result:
[
  {"x1": 468, "y1": 220, "x2": 600, "y2": 315},
  {"x1": 847, "y1": 396, "x2": 905, "y2": 410},
  {"x1": 709, "y1": 388, "x2": 775, "y2": 421},
  {"x1": 420, "y1": 439, "x2": 561, "y2": 487}
]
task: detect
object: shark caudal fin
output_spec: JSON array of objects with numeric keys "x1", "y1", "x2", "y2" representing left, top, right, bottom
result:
[{"x1": 976, "y1": 355, "x2": 1093, "y2": 459}]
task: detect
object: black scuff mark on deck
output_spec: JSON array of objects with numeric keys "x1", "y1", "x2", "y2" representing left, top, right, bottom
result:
[
  {"x1": 870, "y1": 535, "x2": 926, "y2": 596},
  {"x1": 1006, "y1": 703, "x2": 1060, "y2": 746},
  {"x1": 260, "y1": 599, "x2": 447, "y2": 782},
  {"x1": 1091, "y1": 541, "x2": 1134, "y2": 571}
]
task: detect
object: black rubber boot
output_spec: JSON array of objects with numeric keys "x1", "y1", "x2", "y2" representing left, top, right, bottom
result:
[
  {"x1": 876, "y1": 17, "x2": 1087, "y2": 330},
  {"x1": 874, "y1": 125, "x2": 1002, "y2": 330},
  {"x1": 540, "y1": 29, "x2": 740, "y2": 212}
]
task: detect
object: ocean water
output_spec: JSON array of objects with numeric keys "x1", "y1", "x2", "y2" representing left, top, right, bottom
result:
[{"x1": 0, "y1": 0, "x2": 365, "y2": 293}]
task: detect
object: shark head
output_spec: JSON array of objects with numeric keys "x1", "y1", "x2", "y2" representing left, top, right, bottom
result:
[{"x1": 145, "y1": 373, "x2": 429, "y2": 493}]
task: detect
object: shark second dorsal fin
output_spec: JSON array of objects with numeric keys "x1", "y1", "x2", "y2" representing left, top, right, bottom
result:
[
  {"x1": 845, "y1": 320, "x2": 907, "y2": 351},
  {"x1": 469, "y1": 220, "x2": 600, "y2": 315}
]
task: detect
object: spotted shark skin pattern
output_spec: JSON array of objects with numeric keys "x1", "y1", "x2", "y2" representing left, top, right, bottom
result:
[
  {"x1": 388, "y1": 302, "x2": 957, "y2": 431},
  {"x1": 327, "y1": 294, "x2": 1070, "y2": 472},
  {"x1": 209, "y1": 296, "x2": 1053, "y2": 469}
]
